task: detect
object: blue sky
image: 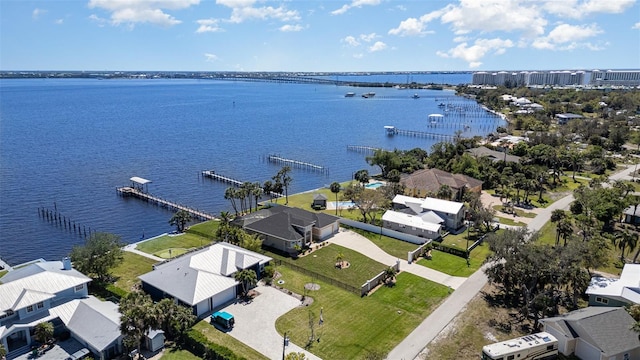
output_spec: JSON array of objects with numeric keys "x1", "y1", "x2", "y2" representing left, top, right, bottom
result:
[{"x1": 1, "y1": 0, "x2": 639, "y2": 72}]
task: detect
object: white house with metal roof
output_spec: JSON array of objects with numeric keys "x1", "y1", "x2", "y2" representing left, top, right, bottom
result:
[
  {"x1": 392, "y1": 195, "x2": 466, "y2": 230},
  {"x1": 0, "y1": 259, "x2": 123, "y2": 359},
  {"x1": 139, "y1": 242, "x2": 272, "y2": 318},
  {"x1": 382, "y1": 210, "x2": 443, "y2": 240},
  {"x1": 585, "y1": 264, "x2": 640, "y2": 307}
]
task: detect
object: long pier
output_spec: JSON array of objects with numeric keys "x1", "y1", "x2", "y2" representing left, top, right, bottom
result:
[
  {"x1": 265, "y1": 154, "x2": 329, "y2": 175},
  {"x1": 347, "y1": 145, "x2": 382, "y2": 154},
  {"x1": 201, "y1": 170, "x2": 283, "y2": 197},
  {"x1": 116, "y1": 187, "x2": 216, "y2": 221},
  {"x1": 388, "y1": 128, "x2": 458, "y2": 141}
]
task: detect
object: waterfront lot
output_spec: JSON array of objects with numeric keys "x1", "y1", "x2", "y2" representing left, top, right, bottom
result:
[
  {"x1": 275, "y1": 266, "x2": 451, "y2": 359},
  {"x1": 111, "y1": 251, "x2": 156, "y2": 293}
]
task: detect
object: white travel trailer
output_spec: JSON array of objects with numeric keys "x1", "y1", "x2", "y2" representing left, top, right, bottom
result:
[{"x1": 481, "y1": 332, "x2": 558, "y2": 360}]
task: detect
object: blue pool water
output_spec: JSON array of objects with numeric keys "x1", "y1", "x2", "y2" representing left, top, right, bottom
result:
[{"x1": 365, "y1": 182, "x2": 384, "y2": 189}]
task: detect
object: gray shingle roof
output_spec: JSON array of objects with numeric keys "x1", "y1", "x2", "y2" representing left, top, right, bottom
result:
[
  {"x1": 541, "y1": 307, "x2": 640, "y2": 356},
  {"x1": 467, "y1": 146, "x2": 521, "y2": 163}
]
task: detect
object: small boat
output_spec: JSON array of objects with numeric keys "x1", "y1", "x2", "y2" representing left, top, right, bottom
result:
[
  {"x1": 345, "y1": 92, "x2": 355, "y2": 97},
  {"x1": 362, "y1": 92, "x2": 376, "y2": 98},
  {"x1": 412, "y1": 93, "x2": 420, "y2": 99},
  {"x1": 438, "y1": 102, "x2": 445, "y2": 107}
]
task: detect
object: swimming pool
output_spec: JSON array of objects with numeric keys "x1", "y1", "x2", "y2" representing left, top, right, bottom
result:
[
  {"x1": 329, "y1": 201, "x2": 356, "y2": 209},
  {"x1": 365, "y1": 182, "x2": 384, "y2": 189}
]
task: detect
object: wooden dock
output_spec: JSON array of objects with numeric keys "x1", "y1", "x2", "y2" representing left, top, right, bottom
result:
[
  {"x1": 201, "y1": 170, "x2": 283, "y2": 197},
  {"x1": 116, "y1": 187, "x2": 216, "y2": 221},
  {"x1": 388, "y1": 128, "x2": 457, "y2": 141},
  {"x1": 266, "y1": 154, "x2": 328, "y2": 175},
  {"x1": 347, "y1": 145, "x2": 382, "y2": 154}
]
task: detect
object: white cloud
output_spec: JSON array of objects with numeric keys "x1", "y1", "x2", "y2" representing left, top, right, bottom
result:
[
  {"x1": 196, "y1": 18, "x2": 223, "y2": 33},
  {"x1": 359, "y1": 33, "x2": 378, "y2": 42},
  {"x1": 437, "y1": 37, "x2": 514, "y2": 68},
  {"x1": 353, "y1": 53, "x2": 364, "y2": 58},
  {"x1": 368, "y1": 41, "x2": 387, "y2": 52},
  {"x1": 88, "y1": 14, "x2": 108, "y2": 27},
  {"x1": 388, "y1": 18, "x2": 425, "y2": 36},
  {"x1": 440, "y1": 0, "x2": 546, "y2": 37},
  {"x1": 88, "y1": 0, "x2": 200, "y2": 27},
  {"x1": 331, "y1": 0, "x2": 381, "y2": 15},
  {"x1": 54, "y1": 18, "x2": 64, "y2": 25},
  {"x1": 342, "y1": 35, "x2": 360, "y2": 47},
  {"x1": 215, "y1": 0, "x2": 299, "y2": 23},
  {"x1": 204, "y1": 53, "x2": 219, "y2": 62},
  {"x1": 532, "y1": 23, "x2": 602, "y2": 50},
  {"x1": 395, "y1": 5, "x2": 407, "y2": 11},
  {"x1": 32, "y1": 8, "x2": 46, "y2": 20},
  {"x1": 543, "y1": 0, "x2": 636, "y2": 18},
  {"x1": 279, "y1": 24, "x2": 303, "y2": 32},
  {"x1": 633, "y1": 22, "x2": 640, "y2": 30}
]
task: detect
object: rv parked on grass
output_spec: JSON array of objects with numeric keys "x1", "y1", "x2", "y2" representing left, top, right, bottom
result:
[{"x1": 481, "y1": 332, "x2": 558, "y2": 360}]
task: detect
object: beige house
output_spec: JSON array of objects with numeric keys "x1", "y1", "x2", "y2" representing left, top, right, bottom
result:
[{"x1": 400, "y1": 168, "x2": 483, "y2": 201}]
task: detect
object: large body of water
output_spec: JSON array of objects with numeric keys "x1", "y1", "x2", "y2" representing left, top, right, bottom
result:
[{"x1": 0, "y1": 73, "x2": 504, "y2": 265}]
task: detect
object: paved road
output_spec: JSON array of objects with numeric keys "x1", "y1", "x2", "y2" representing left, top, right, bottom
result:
[
  {"x1": 389, "y1": 164, "x2": 637, "y2": 360},
  {"x1": 329, "y1": 230, "x2": 467, "y2": 289}
]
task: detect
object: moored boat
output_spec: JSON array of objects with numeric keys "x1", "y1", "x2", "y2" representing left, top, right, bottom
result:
[
  {"x1": 345, "y1": 92, "x2": 356, "y2": 97},
  {"x1": 362, "y1": 92, "x2": 376, "y2": 98}
]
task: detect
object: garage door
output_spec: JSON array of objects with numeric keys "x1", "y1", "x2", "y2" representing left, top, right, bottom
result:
[{"x1": 212, "y1": 286, "x2": 236, "y2": 310}]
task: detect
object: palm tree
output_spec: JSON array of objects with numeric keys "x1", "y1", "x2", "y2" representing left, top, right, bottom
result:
[
  {"x1": 119, "y1": 292, "x2": 155, "y2": 355},
  {"x1": 252, "y1": 182, "x2": 263, "y2": 211},
  {"x1": 34, "y1": 322, "x2": 54, "y2": 344},
  {"x1": 550, "y1": 209, "x2": 567, "y2": 246},
  {"x1": 354, "y1": 169, "x2": 369, "y2": 187},
  {"x1": 614, "y1": 230, "x2": 638, "y2": 263},
  {"x1": 169, "y1": 210, "x2": 192, "y2": 233},
  {"x1": 262, "y1": 180, "x2": 274, "y2": 202},
  {"x1": 383, "y1": 266, "x2": 397, "y2": 285},
  {"x1": 330, "y1": 182, "x2": 341, "y2": 215},
  {"x1": 234, "y1": 269, "x2": 257, "y2": 297},
  {"x1": 225, "y1": 187, "x2": 239, "y2": 215},
  {"x1": 276, "y1": 166, "x2": 293, "y2": 205},
  {"x1": 335, "y1": 251, "x2": 345, "y2": 269}
]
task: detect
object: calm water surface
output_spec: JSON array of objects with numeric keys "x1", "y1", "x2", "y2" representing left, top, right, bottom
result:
[{"x1": 0, "y1": 76, "x2": 503, "y2": 265}]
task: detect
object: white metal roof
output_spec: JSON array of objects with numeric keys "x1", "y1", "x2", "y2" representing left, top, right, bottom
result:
[
  {"x1": 482, "y1": 332, "x2": 557, "y2": 357},
  {"x1": 130, "y1": 176, "x2": 151, "y2": 185},
  {"x1": 382, "y1": 210, "x2": 442, "y2": 233},
  {"x1": 0, "y1": 261, "x2": 91, "y2": 315},
  {"x1": 421, "y1": 197, "x2": 464, "y2": 214},
  {"x1": 50, "y1": 296, "x2": 121, "y2": 352},
  {"x1": 428, "y1": 114, "x2": 444, "y2": 118},
  {"x1": 586, "y1": 264, "x2": 640, "y2": 304},
  {"x1": 139, "y1": 243, "x2": 272, "y2": 306}
]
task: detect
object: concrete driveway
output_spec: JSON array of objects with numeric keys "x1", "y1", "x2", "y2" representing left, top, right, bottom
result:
[{"x1": 217, "y1": 285, "x2": 321, "y2": 360}]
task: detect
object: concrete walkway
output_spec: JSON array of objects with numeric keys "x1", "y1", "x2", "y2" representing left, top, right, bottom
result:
[
  {"x1": 329, "y1": 229, "x2": 467, "y2": 290},
  {"x1": 122, "y1": 233, "x2": 167, "y2": 262}
]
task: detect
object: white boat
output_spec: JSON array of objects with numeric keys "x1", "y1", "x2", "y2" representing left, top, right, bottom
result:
[
  {"x1": 412, "y1": 93, "x2": 420, "y2": 99},
  {"x1": 345, "y1": 92, "x2": 355, "y2": 97},
  {"x1": 362, "y1": 92, "x2": 376, "y2": 98}
]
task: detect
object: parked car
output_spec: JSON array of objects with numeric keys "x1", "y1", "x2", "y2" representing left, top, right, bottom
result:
[{"x1": 210, "y1": 311, "x2": 235, "y2": 330}]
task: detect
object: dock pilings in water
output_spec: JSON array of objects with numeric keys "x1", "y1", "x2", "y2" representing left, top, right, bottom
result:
[
  {"x1": 38, "y1": 206, "x2": 96, "y2": 238},
  {"x1": 201, "y1": 170, "x2": 283, "y2": 198}
]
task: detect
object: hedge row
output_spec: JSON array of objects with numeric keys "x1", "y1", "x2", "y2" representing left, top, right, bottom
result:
[
  {"x1": 432, "y1": 243, "x2": 468, "y2": 259},
  {"x1": 183, "y1": 328, "x2": 245, "y2": 360}
]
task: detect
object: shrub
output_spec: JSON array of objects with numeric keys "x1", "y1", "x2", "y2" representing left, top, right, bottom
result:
[{"x1": 184, "y1": 329, "x2": 245, "y2": 360}]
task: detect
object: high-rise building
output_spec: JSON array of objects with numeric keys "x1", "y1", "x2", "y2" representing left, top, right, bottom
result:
[{"x1": 471, "y1": 69, "x2": 639, "y2": 87}]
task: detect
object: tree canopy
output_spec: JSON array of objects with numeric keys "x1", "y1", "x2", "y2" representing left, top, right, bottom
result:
[{"x1": 69, "y1": 232, "x2": 124, "y2": 283}]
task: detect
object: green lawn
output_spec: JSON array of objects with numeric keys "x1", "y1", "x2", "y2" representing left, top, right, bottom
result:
[
  {"x1": 494, "y1": 216, "x2": 527, "y2": 227},
  {"x1": 553, "y1": 176, "x2": 590, "y2": 192},
  {"x1": 0, "y1": 270, "x2": 7, "y2": 280},
  {"x1": 345, "y1": 226, "x2": 419, "y2": 259},
  {"x1": 111, "y1": 252, "x2": 157, "y2": 294},
  {"x1": 160, "y1": 347, "x2": 202, "y2": 360},
  {"x1": 274, "y1": 266, "x2": 451, "y2": 359},
  {"x1": 187, "y1": 220, "x2": 220, "y2": 239},
  {"x1": 417, "y1": 239, "x2": 492, "y2": 277},
  {"x1": 136, "y1": 232, "x2": 213, "y2": 255},
  {"x1": 277, "y1": 244, "x2": 388, "y2": 288},
  {"x1": 194, "y1": 321, "x2": 269, "y2": 360},
  {"x1": 491, "y1": 205, "x2": 536, "y2": 218}
]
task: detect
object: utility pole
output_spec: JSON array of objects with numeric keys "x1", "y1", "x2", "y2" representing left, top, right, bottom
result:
[{"x1": 282, "y1": 332, "x2": 288, "y2": 360}]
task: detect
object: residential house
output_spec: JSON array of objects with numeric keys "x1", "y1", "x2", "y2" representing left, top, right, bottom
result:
[
  {"x1": 392, "y1": 194, "x2": 466, "y2": 231},
  {"x1": 623, "y1": 205, "x2": 640, "y2": 225},
  {"x1": 540, "y1": 307, "x2": 640, "y2": 360},
  {"x1": 556, "y1": 113, "x2": 584, "y2": 125},
  {"x1": 400, "y1": 168, "x2": 483, "y2": 201},
  {"x1": 381, "y1": 210, "x2": 442, "y2": 240},
  {"x1": 467, "y1": 146, "x2": 521, "y2": 163},
  {"x1": 585, "y1": 264, "x2": 640, "y2": 307},
  {"x1": 0, "y1": 259, "x2": 123, "y2": 360},
  {"x1": 139, "y1": 242, "x2": 272, "y2": 318},
  {"x1": 233, "y1": 205, "x2": 340, "y2": 255}
]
